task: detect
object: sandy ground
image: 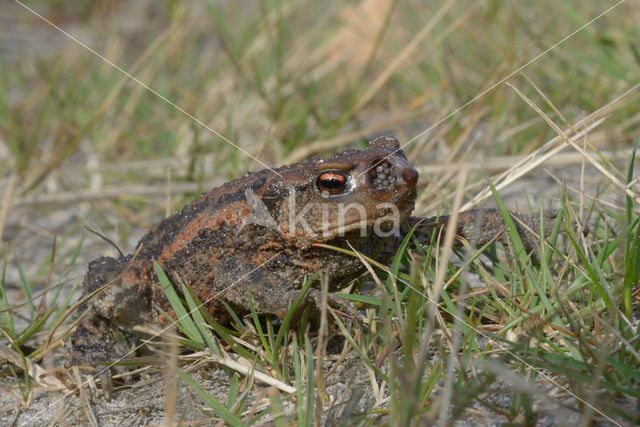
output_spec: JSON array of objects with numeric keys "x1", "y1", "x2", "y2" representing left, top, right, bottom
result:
[{"x1": 0, "y1": 348, "x2": 609, "y2": 426}]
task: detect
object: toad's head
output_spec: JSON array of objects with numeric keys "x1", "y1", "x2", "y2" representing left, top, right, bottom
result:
[{"x1": 255, "y1": 136, "x2": 418, "y2": 246}]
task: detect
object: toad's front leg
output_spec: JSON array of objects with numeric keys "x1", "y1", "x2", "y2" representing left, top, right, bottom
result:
[
  {"x1": 67, "y1": 313, "x2": 119, "y2": 400},
  {"x1": 214, "y1": 261, "x2": 362, "y2": 325}
]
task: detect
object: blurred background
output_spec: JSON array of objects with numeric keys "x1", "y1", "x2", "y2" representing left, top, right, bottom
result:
[{"x1": 1, "y1": 0, "x2": 639, "y2": 280}]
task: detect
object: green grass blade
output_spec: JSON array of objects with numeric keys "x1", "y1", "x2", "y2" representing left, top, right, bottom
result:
[
  {"x1": 622, "y1": 139, "x2": 640, "y2": 318},
  {"x1": 179, "y1": 370, "x2": 244, "y2": 426},
  {"x1": 304, "y1": 335, "x2": 314, "y2": 427},
  {"x1": 247, "y1": 292, "x2": 273, "y2": 361},
  {"x1": 274, "y1": 276, "x2": 314, "y2": 350},
  {"x1": 153, "y1": 260, "x2": 203, "y2": 343},
  {"x1": 15, "y1": 261, "x2": 35, "y2": 316},
  {"x1": 16, "y1": 306, "x2": 56, "y2": 347},
  {"x1": 227, "y1": 372, "x2": 239, "y2": 409},
  {"x1": 0, "y1": 259, "x2": 15, "y2": 337},
  {"x1": 179, "y1": 282, "x2": 221, "y2": 356}
]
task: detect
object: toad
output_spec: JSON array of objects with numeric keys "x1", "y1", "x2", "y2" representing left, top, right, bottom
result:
[{"x1": 68, "y1": 136, "x2": 557, "y2": 399}]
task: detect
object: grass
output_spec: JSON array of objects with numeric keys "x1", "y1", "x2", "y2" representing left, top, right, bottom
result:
[{"x1": 1, "y1": 0, "x2": 640, "y2": 425}]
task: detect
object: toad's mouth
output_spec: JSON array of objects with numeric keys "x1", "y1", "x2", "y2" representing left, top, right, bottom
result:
[{"x1": 311, "y1": 213, "x2": 404, "y2": 240}]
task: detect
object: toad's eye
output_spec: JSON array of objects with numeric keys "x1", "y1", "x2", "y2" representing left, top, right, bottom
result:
[{"x1": 316, "y1": 171, "x2": 350, "y2": 196}]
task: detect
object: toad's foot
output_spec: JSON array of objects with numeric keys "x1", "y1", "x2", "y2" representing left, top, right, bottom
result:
[{"x1": 66, "y1": 315, "x2": 122, "y2": 401}]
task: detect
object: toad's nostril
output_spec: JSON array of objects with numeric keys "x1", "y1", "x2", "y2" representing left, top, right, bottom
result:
[
  {"x1": 402, "y1": 164, "x2": 418, "y2": 187},
  {"x1": 368, "y1": 159, "x2": 397, "y2": 192}
]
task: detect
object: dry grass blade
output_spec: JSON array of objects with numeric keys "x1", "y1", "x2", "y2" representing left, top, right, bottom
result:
[
  {"x1": 463, "y1": 82, "x2": 640, "y2": 210},
  {"x1": 181, "y1": 351, "x2": 295, "y2": 394},
  {"x1": 314, "y1": 273, "x2": 329, "y2": 408},
  {"x1": 508, "y1": 82, "x2": 640, "y2": 202},
  {"x1": 462, "y1": 118, "x2": 604, "y2": 210},
  {"x1": 0, "y1": 343, "x2": 65, "y2": 390},
  {"x1": 417, "y1": 147, "x2": 638, "y2": 175},
  {"x1": 416, "y1": 168, "x2": 467, "y2": 364},
  {"x1": 74, "y1": 366, "x2": 98, "y2": 427},
  {"x1": 350, "y1": 0, "x2": 458, "y2": 113},
  {"x1": 164, "y1": 327, "x2": 178, "y2": 427}
]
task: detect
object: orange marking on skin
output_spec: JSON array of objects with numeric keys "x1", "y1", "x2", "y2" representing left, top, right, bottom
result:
[
  {"x1": 281, "y1": 232, "x2": 292, "y2": 240},
  {"x1": 120, "y1": 269, "x2": 139, "y2": 285},
  {"x1": 158, "y1": 202, "x2": 246, "y2": 263},
  {"x1": 251, "y1": 252, "x2": 273, "y2": 265},
  {"x1": 258, "y1": 241, "x2": 283, "y2": 251},
  {"x1": 156, "y1": 310, "x2": 176, "y2": 326}
]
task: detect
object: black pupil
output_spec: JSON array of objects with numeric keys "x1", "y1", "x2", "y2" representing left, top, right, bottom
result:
[
  {"x1": 322, "y1": 177, "x2": 343, "y2": 189},
  {"x1": 318, "y1": 173, "x2": 347, "y2": 194}
]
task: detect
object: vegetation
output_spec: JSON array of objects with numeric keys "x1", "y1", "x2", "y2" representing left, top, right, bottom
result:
[{"x1": 1, "y1": 0, "x2": 639, "y2": 425}]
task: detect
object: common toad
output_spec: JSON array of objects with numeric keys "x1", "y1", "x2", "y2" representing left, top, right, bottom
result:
[
  {"x1": 68, "y1": 136, "x2": 558, "y2": 399},
  {"x1": 69, "y1": 136, "x2": 419, "y2": 393}
]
